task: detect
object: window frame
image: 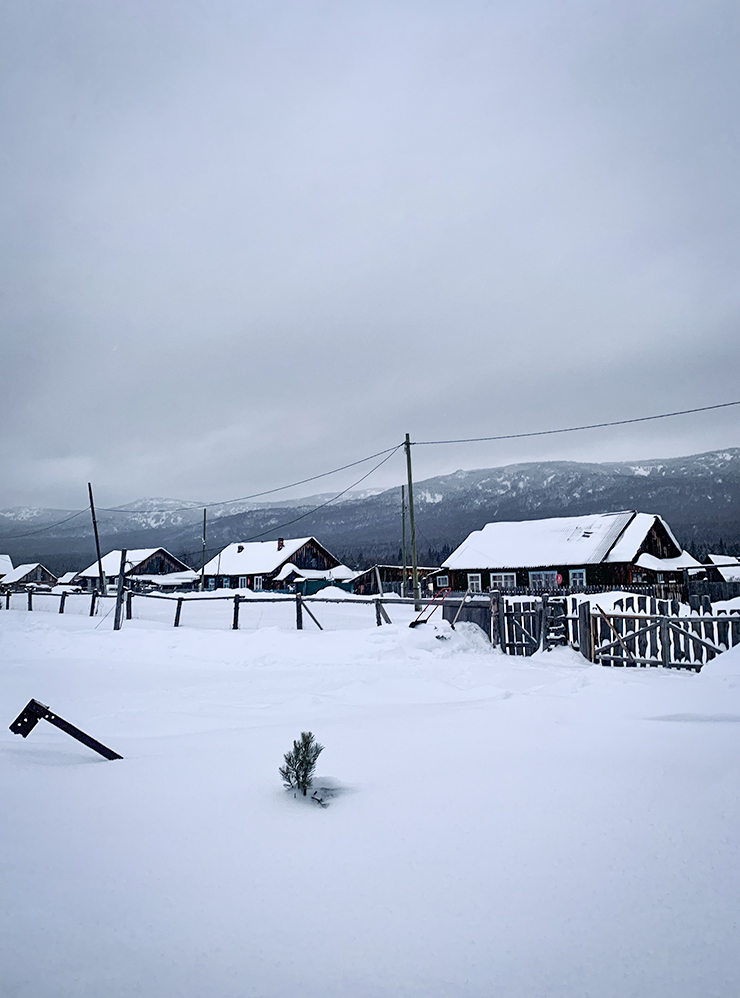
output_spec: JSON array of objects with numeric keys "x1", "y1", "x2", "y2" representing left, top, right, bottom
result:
[
  {"x1": 467, "y1": 573, "x2": 482, "y2": 593},
  {"x1": 569, "y1": 569, "x2": 587, "y2": 588},
  {"x1": 528, "y1": 570, "x2": 559, "y2": 589},
  {"x1": 490, "y1": 572, "x2": 516, "y2": 590},
  {"x1": 436, "y1": 575, "x2": 449, "y2": 589}
]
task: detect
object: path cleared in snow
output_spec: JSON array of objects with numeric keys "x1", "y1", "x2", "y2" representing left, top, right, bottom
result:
[{"x1": 1, "y1": 609, "x2": 739, "y2": 998}]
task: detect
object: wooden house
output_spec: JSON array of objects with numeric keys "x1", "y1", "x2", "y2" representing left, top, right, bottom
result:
[
  {"x1": 433, "y1": 511, "x2": 701, "y2": 593},
  {"x1": 74, "y1": 548, "x2": 194, "y2": 591},
  {"x1": 0, "y1": 554, "x2": 13, "y2": 582},
  {"x1": 0, "y1": 563, "x2": 57, "y2": 590},
  {"x1": 202, "y1": 537, "x2": 342, "y2": 591}
]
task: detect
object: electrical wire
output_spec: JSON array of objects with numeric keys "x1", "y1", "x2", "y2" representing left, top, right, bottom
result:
[
  {"x1": 98, "y1": 444, "x2": 401, "y2": 514},
  {"x1": 224, "y1": 444, "x2": 403, "y2": 545},
  {"x1": 0, "y1": 507, "x2": 89, "y2": 540},
  {"x1": 413, "y1": 400, "x2": 740, "y2": 446}
]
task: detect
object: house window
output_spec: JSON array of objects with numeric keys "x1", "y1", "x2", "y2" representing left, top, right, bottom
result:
[
  {"x1": 490, "y1": 572, "x2": 516, "y2": 590},
  {"x1": 220, "y1": 577, "x2": 230, "y2": 589},
  {"x1": 208, "y1": 578, "x2": 215, "y2": 591},
  {"x1": 467, "y1": 573, "x2": 482, "y2": 593},
  {"x1": 436, "y1": 575, "x2": 449, "y2": 589},
  {"x1": 238, "y1": 576, "x2": 247, "y2": 589},
  {"x1": 529, "y1": 571, "x2": 559, "y2": 589},
  {"x1": 569, "y1": 569, "x2": 586, "y2": 588},
  {"x1": 254, "y1": 576, "x2": 263, "y2": 591}
]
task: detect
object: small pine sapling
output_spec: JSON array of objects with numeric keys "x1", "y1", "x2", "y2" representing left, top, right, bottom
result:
[{"x1": 279, "y1": 731, "x2": 324, "y2": 796}]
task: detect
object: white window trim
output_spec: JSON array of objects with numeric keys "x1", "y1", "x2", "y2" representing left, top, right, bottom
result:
[
  {"x1": 490, "y1": 572, "x2": 516, "y2": 590},
  {"x1": 467, "y1": 573, "x2": 482, "y2": 593},
  {"x1": 253, "y1": 575, "x2": 263, "y2": 591},
  {"x1": 569, "y1": 569, "x2": 587, "y2": 587},
  {"x1": 238, "y1": 576, "x2": 247, "y2": 589},
  {"x1": 436, "y1": 575, "x2": 449, "y2": 588}
]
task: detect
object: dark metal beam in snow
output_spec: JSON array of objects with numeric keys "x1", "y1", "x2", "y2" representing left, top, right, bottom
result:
[{"x1": 9, "y1": 699, "x2": 123, "y2": 760}]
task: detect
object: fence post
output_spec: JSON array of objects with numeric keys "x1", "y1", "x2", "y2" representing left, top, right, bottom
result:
[
  {"x1": 539, "y1": 594, "x2": 549, "y2": 650},
  {"x1": 498, "y1": 596, "x2": 507, "y2": 653},
  {"x1": 27, "y1": 590, "x2": 33, "y2": 612},
  {"x1": 59, "y1": 592, "x2": 67, "y2": 614},
  {"x1": 296, "y1": 593, "x2": 303, "y2": 630},
  {"x1": 113, "y1": 550, "x2": 127, "y2": 631},
  {"x1": 578, "y1": 601, "x2": 592, "y2": 661},
  {"x1": 174, "y1": 598, "x2": 183, "y2": 628},
  {"x1": 6, "y1": 592, "x2": 10, "y2": 609},
  {"x1": 232, "y1": 595, "x2": 240, "y2": 630},
  {"x1": 660, "y1": 616, "x2": 670, "y2": 668},
  {"x1": 89, "y1": 592, "x2": 97, "y2": 617},
  {"x1": 490, "y1": 591, "x2": 500, "y2": 647},
  {"x1": 126, "y1": 591, "x2": 133, "y2": 620},
  {"x1": 375, "y1": 599, "x2": 382, "y2": 626}
]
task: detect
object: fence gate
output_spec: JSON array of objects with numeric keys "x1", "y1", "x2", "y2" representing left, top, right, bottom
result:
[{"x1": 582, "y1": 595, "x2": 740, "y2": 671}]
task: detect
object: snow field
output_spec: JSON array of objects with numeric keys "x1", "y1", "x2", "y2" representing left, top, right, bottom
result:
[{"x1": 1, "y1": 609, "x2": 739, "y2": 997}]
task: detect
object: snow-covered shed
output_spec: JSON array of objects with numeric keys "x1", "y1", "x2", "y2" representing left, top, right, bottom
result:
[
  {"x1": 0, "y1": 554, "x2": 13, "y2": 581},
  {"x1": 351, "y1": 564, "x2": 439, "y2": 596},
  {"x1": 202, "y1": 537, "x2": 342, "y2": 591},
  {"x1": 704, "y1": 554, "x2": 740, "y2": 583},
  {"x1": 73, "y1": 548, "x2": 193, "y2": 591},
  {"x1": 434, "y1": 511, "x2": 700, "y2": 592},
  {"x1": 0, "y1": 563, "x2": 57, "y2": 590}
]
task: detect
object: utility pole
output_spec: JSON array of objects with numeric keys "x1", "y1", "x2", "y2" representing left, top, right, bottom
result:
[
  {"x1": 200, "y1": 509, "x2": 207, "y2": 591},
  {"x1": 401, "y1": 485, "x2": 407, "y2": 598},
  {"x1": 87, "y1": 483, "x2": 107, "y2": 596},
  {"x1": 404, "y1": 433, "x2": 420, "y2": 608},
  {"x1": 113, "y1": 549, "x2": 127, "y2": 631}
]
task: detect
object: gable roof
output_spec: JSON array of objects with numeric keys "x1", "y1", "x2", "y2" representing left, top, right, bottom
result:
[
  {"x1": 76, "y1": 548, "x2": 188, "y2": 578},
  {"x1": 705, "y1": 554, "x2": 740, "y2": 581},
  {"x1": 0, "y1": 563, "x2": 52, "y2": 585},
  {"x1": 203, "y1": 538, "x2": 315, "y2": 576},
  {"x1": 0, "y1": 554, "x2": 13, "y2": 578},
  {"x1": 442, "y1": 511, "x2": 685, "y2": 571},
  {"x1": 443, "y1": 512, "x2": 635, "y2": 570}
]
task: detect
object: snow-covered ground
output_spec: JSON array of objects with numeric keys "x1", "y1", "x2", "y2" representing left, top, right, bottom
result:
[{"x1": 1, "y1": 608, "x2": 739, "y2": 998}]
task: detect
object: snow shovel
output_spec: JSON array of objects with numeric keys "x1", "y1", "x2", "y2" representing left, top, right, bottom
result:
[{"x1": 409, "y1": 587, "x2": 451, "y2": 627}]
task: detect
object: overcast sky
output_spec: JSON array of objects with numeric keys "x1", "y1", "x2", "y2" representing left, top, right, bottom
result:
[{"x1": 2, "y1": 0, "x2": 739, "y2": 509}]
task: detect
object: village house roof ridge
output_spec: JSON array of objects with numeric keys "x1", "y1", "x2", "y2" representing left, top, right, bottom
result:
[
  {"x1": 441, "y1": 510, "x2": 685, "y2": 571},
  {"x1": 202, "y1": 537, "x2": 315, "y2": 576},
  {"x1": 0, "y1": 562, "x2": 48, "y2": 585}
]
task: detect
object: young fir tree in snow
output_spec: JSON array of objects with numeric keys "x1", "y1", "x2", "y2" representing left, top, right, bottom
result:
[{"x1": 279, "y1": 731, "x2": 324, "y2": 796}]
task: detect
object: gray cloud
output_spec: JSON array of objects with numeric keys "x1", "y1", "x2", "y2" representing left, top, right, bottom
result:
[{"x1": 1, "y1": 0, "x2": 738, "y2": 508}]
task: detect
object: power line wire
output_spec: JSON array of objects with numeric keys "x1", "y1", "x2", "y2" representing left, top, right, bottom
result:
[
  {"x1": 413, "y1": 400, "x2": 740, "y2": 446},
  {"x1": 0, "y1": 508, "x2": 89, "y2": 540},
  {"x1": 221, "y1": 445, "x2": 403, "y2": 547},
  {"x1": 99, "y1": 444, "x2": 401, "y2": 514}
]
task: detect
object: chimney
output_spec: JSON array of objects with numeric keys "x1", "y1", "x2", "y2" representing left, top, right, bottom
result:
[
  {"x1": 277, "y1": 537, "x2": 284, "y2": 551},
  {"x1": 237, "y1": 545, "x2": 244, "y2": 553}
]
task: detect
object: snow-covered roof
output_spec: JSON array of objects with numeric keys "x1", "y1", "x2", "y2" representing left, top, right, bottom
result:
[
  {"x1": 0, "y1": 554, "x2": 13, "y2": 578},
  {"x1": 635, "y1": 552, "x2": 702, "y2": 572},
  {"x1": 0, "y1": 563, "x2": 50, "y2": 585},
  {"x1": 134, "y1": 571, "x2": 199, "y2": 585},
  {"x1": 57, "y1": 571, "x2": 78, "y2": 584},
  {"x1": 705, "y1": 554, "x2": 740, "y2": 567},
  {"x1": 203, "y1": 538, "x2": 315, "y2": 576},
  {"x1": 603, "y1": 513, "x2": 680, "y2": 563},
  {"x1": 273, "y1": 562, "x2": 356, "y2": 582},
  {"x1": 443, "y1": 512, "x2": 637, "y2": 570},
  {"x1": 76, "y1": 549, "x2": 160, "y2": 578}
]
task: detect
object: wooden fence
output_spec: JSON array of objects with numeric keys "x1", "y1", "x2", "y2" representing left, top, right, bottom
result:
[{"x1": 3, "y1": 587, "x2": 739, "y2": 671}]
